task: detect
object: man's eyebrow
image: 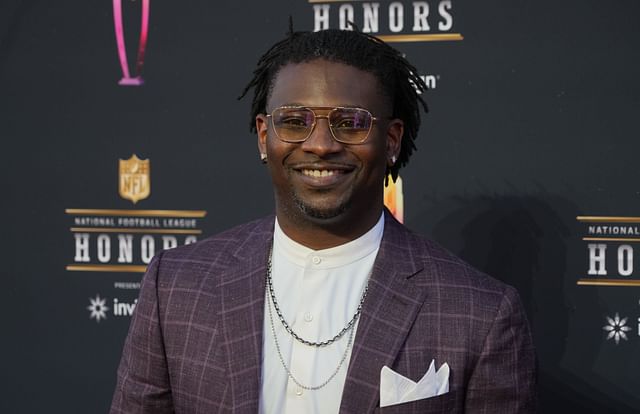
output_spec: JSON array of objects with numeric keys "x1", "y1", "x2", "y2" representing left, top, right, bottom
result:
[
  {"x1": 276, "y1": 103, "x2": 366, "y2": 108},
  {"x1": 278, "y1": 102, "x2": 305, "y2": 107}
]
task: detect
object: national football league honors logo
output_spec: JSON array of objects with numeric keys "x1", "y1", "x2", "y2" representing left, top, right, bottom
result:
[
  {"x1": 119, "y1": 154, "x2": 150, "y2": 204},
  {"x1": 66, "y1": 155, "x2": 207, "y2": 274},
  {"x1": 577, "y1": 216, "x2": 640, "y2": 287}
]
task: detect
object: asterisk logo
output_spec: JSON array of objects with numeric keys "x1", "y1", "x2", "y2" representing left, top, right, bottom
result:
[
  {"x1": 603, "y1": 313, "x2": 632, "y2": 344},
  {"x1": 88, "y1": 295, "x2": 109, "y2": 323}
]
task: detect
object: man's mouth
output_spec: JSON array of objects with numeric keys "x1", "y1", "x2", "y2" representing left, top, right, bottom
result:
[
  {"x1": 291, "y1": 164, "x2": 355, "y2": 188},
  {"x1": 301, "y1": 169, "x2": 338, "y2": 178}
]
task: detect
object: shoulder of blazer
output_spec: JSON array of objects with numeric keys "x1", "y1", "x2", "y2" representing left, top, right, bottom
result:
[
  {"x1": 160, "y1": 215, "x2": 274, "y2": 261},
  {"x1": 150, "y1": 215, "x2": 275, "y2": 287}
]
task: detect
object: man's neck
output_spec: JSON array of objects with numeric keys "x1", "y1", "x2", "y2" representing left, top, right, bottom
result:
[{"x1": 275, "y1": 206, "x2": 384, "y2": 250}]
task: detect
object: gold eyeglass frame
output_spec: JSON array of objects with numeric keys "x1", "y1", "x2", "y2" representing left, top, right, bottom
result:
[{"x1": 266, "y1": 105, "x2": 378, "y2": 145}]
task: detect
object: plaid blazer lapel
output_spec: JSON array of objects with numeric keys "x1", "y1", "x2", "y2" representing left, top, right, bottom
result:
[
  {"x1": 339, "y1": 212, "x2": 429, "y2": 414},
  {"x1": 219, "y1": 217, "x2": 273, "y2": 413}
]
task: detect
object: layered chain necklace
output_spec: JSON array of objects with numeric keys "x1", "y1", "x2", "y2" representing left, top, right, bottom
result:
[{"x1": 266, "y1": 247, "x2": 370, "y2": 390}]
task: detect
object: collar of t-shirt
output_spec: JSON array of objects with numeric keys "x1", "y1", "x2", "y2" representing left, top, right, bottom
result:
[{"x1": 273, "y1": 212, "x2": 385, "y2": 268}]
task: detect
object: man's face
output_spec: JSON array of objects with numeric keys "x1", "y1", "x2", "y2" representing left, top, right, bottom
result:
[{"x1": 256, "y1": 59, "x2": 402, "y2": 229}]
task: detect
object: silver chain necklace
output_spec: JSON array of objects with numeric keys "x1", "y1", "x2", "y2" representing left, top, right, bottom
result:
[
  {"x1": 266, "y1": 285, "x2": 355, "y2": 390},
  {"x1": 266, "y1": 248, "x2": 369, "y2": 347}
]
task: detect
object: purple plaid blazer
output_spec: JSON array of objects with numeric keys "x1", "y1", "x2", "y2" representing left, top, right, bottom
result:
[{"x1": 110, "y1": 211, "x2": 537, "y2": 413}]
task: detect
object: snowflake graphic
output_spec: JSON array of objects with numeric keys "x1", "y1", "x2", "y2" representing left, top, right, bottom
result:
[
  {"x1": 602, "y1": 313, "x2": 632, "y2": 344},
  {"x1": 87, "y1": 295, "x2": 109, "y2": 323}
]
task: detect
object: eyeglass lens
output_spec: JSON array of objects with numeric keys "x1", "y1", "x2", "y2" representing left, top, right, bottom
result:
[{"x1": 271, "y1": 107, "x2": 373, "y2": 144}]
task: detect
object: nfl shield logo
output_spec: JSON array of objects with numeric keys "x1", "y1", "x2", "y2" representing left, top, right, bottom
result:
[{"x1": 119, "y1": 154, "x2": 150, "y2": 204}]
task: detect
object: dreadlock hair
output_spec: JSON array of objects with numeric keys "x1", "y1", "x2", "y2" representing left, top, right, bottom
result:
[{"x1": 239, "y1": 26, "x2": 429, "y2": 183}]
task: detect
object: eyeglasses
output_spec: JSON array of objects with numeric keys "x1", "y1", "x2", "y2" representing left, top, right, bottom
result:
[{"x1": 266, "y1": 106, "x2": 378, "y2": 144}]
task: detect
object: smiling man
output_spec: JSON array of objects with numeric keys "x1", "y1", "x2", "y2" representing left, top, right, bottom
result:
[
  {"x1": 255, "y1": 59, "x2": 401, "y2": 249},
  {"x1": 111, "y1": 29, "x2": 537, "y2": 414}
]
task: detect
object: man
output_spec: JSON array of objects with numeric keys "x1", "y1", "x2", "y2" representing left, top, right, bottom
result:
[{"x1": 110, "y1": 28, "x2": 536, "y2": 413}]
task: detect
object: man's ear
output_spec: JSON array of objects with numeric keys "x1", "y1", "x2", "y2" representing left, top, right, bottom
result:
[
  {"x1": 256, "y1": 114, "x2": 268, "y2": 156},
  {"x1": 386, "y1": 118, "x2": 404, "y2": 164}
]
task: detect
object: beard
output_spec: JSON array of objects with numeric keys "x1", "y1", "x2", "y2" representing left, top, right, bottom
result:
[{"x1": 291, "y1": 188, "x2": 351, "y2": 220}]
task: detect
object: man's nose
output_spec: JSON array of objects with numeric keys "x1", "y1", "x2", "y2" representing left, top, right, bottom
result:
[{"x1": 300, "y1": 117, "x2": 343, "y2": 156}]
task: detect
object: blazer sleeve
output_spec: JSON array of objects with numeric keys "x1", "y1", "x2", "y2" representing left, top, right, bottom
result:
[
  {"x1": 464, "y1": 285, "x2": 538, "y2": 413},
  {"x1": 110, "y1": 251, "x2": 175, "y2": 414}
]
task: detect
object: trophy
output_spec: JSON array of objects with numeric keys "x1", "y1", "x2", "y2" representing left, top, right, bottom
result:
[{"x1": 113, "y1": 0, "x2": 150, "y2": 86}]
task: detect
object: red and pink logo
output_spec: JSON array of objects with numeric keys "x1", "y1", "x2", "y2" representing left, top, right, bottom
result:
[{"x1": 113, "y1": 0, "x2": 150, "y2": 86}]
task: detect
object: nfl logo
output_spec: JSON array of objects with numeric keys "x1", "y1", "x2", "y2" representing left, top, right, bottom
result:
[{"x1": 119, "y1": 154, "x2": 150, "y2": 204}]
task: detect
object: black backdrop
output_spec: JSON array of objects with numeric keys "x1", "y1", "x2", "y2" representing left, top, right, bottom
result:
[{"x1": 2, "y1": 0, "x2": 639, "y2": 412}]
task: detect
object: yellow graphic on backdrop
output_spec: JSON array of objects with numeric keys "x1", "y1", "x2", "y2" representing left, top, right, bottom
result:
[
  {"x1": 119, "y1": 154, "x2": 150, "y2": 204},
  {"x1": 384, "y1": 176, "x2": 404, "y2": 223}
]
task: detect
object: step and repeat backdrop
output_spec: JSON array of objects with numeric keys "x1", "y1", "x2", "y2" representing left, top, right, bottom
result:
[{"x1": 2, "y1": 0, "x2": 639, "y2": 412}]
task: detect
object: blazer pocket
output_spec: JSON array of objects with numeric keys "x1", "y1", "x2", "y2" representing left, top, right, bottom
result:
[{"x1": 374, "y1": 390, "x2": 458, "y2": 414}]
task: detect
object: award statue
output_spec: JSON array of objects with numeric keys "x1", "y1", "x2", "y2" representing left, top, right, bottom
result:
[{"x1": 113, "y1": 0, "x2": 150, "y2": 86}]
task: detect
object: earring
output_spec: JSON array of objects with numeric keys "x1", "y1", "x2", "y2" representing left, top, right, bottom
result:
[
  {"x1": 260, "y1": 153, "x2": 267, "y2": 163},
  {"x1": 390, "y1": 156, "x2": 397, "y2": 165}
]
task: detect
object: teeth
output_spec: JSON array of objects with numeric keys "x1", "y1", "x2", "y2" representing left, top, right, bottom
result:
[{"x1": 302, "y1": 169, "x2": 336, "y2": 177}]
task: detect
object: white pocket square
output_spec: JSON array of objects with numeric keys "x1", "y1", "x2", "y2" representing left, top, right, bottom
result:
[{"x1": 380, "y1": 360, "x2": 450, "y2": 407}]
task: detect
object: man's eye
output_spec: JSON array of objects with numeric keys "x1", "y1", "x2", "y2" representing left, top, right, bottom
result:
[
  {"x1": 334, "y1": 118, "x2": 358, "y2": 129},
  {"x1": 280, "y1": 117, "x2": 308, "y2": 127}
]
